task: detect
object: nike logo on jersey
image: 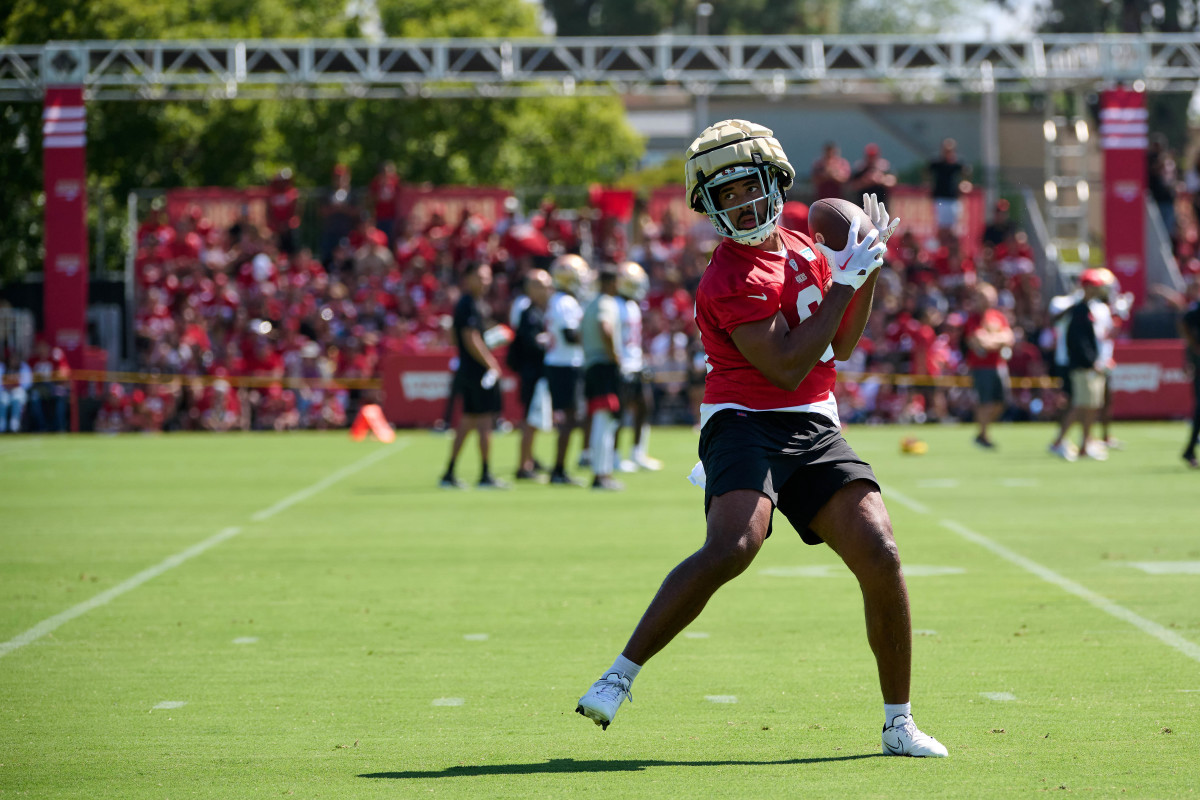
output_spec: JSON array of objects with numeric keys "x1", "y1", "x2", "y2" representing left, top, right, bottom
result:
[{"x1": 748, "y1": 293, "x2": 769, "y2": 301}]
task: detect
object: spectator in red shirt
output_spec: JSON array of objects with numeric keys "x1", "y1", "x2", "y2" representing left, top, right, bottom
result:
[
  {"x1": 963, "y1": 283, "x2": 1014, "y2": 449},
  {"x1": 849, "y1": 144, "x2": 897, "y2": 206},
  {"x1": 810, "y1": 141, "x2": 852, "y2": 200},
  {"x1": 369, "y1": 161, "x2": 401, "y2": 246}
]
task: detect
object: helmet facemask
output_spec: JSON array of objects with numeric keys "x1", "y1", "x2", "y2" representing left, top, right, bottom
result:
[
  {"x1": 685, "y1": 119, "x2": 794, "y2": 248},
  {"x1": 699, "y1": 162, "x2": 784, "y2": 247}
]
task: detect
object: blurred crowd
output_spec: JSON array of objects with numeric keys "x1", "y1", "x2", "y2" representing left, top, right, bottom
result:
[{"x1": 9, "y1": 138, "x2": 1198, "y2": 435}]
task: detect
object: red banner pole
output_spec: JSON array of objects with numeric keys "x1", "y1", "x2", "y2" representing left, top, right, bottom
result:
[
  {"x1": 42, "y1": 85, "x2": 89, "y2": 369},
  {"x1": 1100, "y1": 86, "x2": 1148, "y2": 309}
]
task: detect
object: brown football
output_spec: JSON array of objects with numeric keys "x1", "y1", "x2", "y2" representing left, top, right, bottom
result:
[{"x1": 807, "y1": 198, "x2": 876, "y2": 251}]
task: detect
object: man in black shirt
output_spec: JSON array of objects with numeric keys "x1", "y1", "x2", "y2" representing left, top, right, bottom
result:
[
  {"x1": 1180, "y1": 290, "x2": 1200, "y2": 468},
  {"x1": 928, "y1": 138, "x2": 972, "y2": 238},
  {"x1": 441, "y1": 262, "x2": 507, "y2": 489},
  {"x1": 509, "y1": 268, "x2": 554, "y2": 480}
]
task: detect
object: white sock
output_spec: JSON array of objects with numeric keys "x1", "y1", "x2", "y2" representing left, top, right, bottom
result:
[
  {"x1": 607, "y1": 654, "x2": 642, "y2": 683},
  {"x1": 885, "y1": 702, "x2": 912, "y2": 726},
  {"x1": 634, "y1": 424, "x2": 650, "y2": 458},
  {"x1": 590, "y1": 411, "x2": 611, "y2": 476}
]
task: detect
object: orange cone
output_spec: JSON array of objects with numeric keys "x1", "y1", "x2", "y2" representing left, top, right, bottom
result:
[{"x1": 349, "y1": 403, "x2": 395, "y2": 443}]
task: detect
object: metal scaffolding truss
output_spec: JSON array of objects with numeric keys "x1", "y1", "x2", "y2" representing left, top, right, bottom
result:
[{"x1": 3, "y1": 34, "x2": 1200, "y2": 101}]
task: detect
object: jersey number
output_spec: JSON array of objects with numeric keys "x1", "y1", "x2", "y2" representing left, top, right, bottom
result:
[{"x1": 795, "y1": 283, "x2": 836, "y2": 363}]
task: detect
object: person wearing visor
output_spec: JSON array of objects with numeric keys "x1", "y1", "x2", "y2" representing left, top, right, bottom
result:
[{"x1": 575, "y1": 120, "x2": 948, "y2": 757}]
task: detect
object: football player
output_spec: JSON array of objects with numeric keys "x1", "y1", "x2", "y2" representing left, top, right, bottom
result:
[
  {"x1": 544, "y1": 254, "x2": 591, "y2": 485},
  {"x1": 580, "y1": 265, "x2": 625, "y2": 491},
  {"x1": 614, "y1": 260, "x2": 662, "y2": 471},
  {"x1": 575, "y1": 120, "x2": 947, "y2": 757}
]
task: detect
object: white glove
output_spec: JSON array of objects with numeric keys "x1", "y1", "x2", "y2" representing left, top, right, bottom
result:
[
  {"x1": 862, "y1": 192, "x2": 900, "y2": 247},
  {"x1": 481, "y1": 368, "x2": 500, "y2": 390},
  {"x1": 815, "y1": 216, "x2": 885, "y2": 291}
]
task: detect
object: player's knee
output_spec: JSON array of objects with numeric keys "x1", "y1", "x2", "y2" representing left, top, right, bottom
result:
[{"x1": 700, "y1": 529, "x2": 763, "y2": 579}]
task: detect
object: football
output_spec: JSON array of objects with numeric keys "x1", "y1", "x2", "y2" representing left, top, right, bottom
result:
[{"x1": 807, "y1": 198, "x2": 876, "y2": 251}]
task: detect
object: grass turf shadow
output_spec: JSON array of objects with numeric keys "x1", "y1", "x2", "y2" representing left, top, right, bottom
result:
[{"x1": 360, "y1": 754, "x2": 878, "y2": 779}]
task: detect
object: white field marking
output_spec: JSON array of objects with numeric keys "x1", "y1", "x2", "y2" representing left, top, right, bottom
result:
[
  {"x1": 878, "y1": 483, "x2": 929, "y2": 515},
  {"x1": 251, "y1": 443, "x2": 402, "y2": 521},
  {"x1": 1127, "y1": 562, "x2": 1200, "y2": 575},
  {"x1": 462, "y1": 633, "x2": 489, "y2": 641},
  {"x1": 760, "y1": 564, "x2": 962, "y2": 578},
  {"x1": 980, "y1": 692, "x2": 1016, "y2": 702},
  {"x1": 916, "y1": 479, "x2": 960, "y2": 490},
  {"x1": 684, "y1": 632, "x2": 710, "y2": 639},
  {"x1": 705, "y1": 695, "x2": 738, "y2": 704},
  {"x1": 913, "y1": 629, "x2": 938, "y2": 636},
  {"x1": 232, "y1": 637, "x2": 259, "y2": 645},
  {"x1": 1178, "y1": 689, "x2": 1200, "y2": 692},
  {"x1": 940, "y1": 519, "x2": 1200, "y2": 665},
  {"x1": 431, "y1": 697, "x2": 464, "y2": 706},
  {"x1": 153, "y1": 701, "x2": 187, "y2": 710},
  {"x1": 0, "y1": 443, "x2": 405, "y2": 660},
  {"x1": 1001, "y1": 478, "x2": 1040, "y2": 488},
  {"x1": 0, "y1": 525, "x2": 241, "y2": 659}
]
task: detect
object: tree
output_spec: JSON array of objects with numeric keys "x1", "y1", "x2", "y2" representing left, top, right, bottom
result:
[
  {"x1": 1039, "y1": 0, "x2": 1193, "y2": 151},
  {"x1": 542, "y1": 0, "x2": 981, "y2": 36},
  {"x1": 0, "y1": 0, "x2": 643, "y2": 283}
]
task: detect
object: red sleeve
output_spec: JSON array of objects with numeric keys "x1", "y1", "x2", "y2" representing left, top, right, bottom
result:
[{"x1": 704, "y1": 277, "x2": 781, "y2": 336}]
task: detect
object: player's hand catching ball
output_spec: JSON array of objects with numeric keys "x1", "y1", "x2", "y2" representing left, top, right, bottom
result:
[
  {"x1": 862, "y1": 193, "x2": 900, "y2": 247},
  {"x1": 816, "y1": 217, "x2": 885, "y2": 291}
]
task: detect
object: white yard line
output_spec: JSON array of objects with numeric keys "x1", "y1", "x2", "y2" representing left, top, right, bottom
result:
[
  {"x1": 878, "y1": 481, "x2": 1200, "y2": 666},
  {"x1": 880, "y1": 484, "x2": 930, "y2": 515},
  {"x1": 0, "y1": 442, "x2": 405, "y2": 660},
  {"x1": 939, "y1": 519, "x2": 1200, "y2": 665}
]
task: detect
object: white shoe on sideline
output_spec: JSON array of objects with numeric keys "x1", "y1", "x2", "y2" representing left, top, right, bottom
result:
[
  {"x1": 1048, "y1": 441, "x2": 1077, "y2": 462},
  {"x1": 617, "y1": 458, "x2": 638, "y2": 473},
  {"x1": 633, "y1": 453, "x2": 663, "y2": 471},
  {"x1": 575, "y1": 672, "x2": 632, "y2": 730},
  {"x1": 1083, "y1": 441, "x2": 1109, "y2": 461},
  {"x1": 882, "y1": 715, "x2": 948, "y2": 757}
]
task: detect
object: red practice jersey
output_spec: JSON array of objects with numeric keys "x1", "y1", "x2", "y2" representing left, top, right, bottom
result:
[{"x1": 695, "y1": 226, "x2": 839, "y2": 428}]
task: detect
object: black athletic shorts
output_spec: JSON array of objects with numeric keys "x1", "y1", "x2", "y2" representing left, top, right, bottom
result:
[
  {"x1": 518, "y1": 367, "x2": 541, "y2": 415},
  {"x1": 972, "y1": 367, "x2": 1008, "y2": 405},
  {"x1": 585, "y1": 362, "x2": 622, "y2": 414},
  {"x1": 545, "y1": 365, "x2": 581, "y2": 412},
  {"x1": 459, "y1": 371, "x2": 502, "y2": 415},
  {"x1": 699, "y1": 409, "x2": 878, "y2": 546}
]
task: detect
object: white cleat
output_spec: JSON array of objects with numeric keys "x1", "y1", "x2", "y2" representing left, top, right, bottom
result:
[
  {"x1": 1083, "y1": 441, "x2": 1109, "y2": 461},
  {"x1": 617, "y1": 458, "x2": 639, "y2": 474},
  {"x1": 633, "y1": 453, "x2": 663, "y2": 471},
  {"x1": 882, "y1": 715, "x2": 948, "y2": 757},
  {"x1": 1048, "y1": 441, "x2": 1077, "y2": 462},
  {"x1": 575, "y1": 672, "x2": 632, "y2": 730}
]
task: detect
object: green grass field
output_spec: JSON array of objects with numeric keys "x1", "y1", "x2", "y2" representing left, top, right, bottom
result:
[{"x1": 1, "y1": 422, "x2": 1198, "y2": 799}]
